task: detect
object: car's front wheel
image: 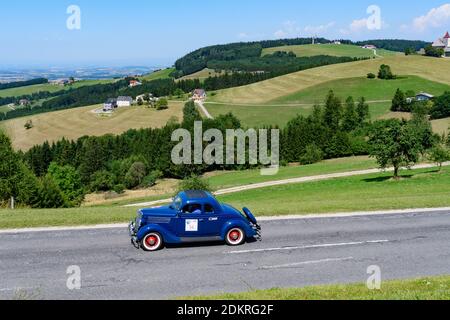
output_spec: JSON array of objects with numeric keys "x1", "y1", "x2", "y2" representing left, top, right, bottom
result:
[
  {"x1": 225, "y1": 228, "x2": 246, "y2": 246},
  {"x1": 141, "y1": 232, "x2": 163, "y2": 251}
]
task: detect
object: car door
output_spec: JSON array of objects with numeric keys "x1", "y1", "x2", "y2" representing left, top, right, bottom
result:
[
  {"x1": 201, "y1": 203, "x2": 222, "y2": 237},
  {"x1": 176, "y1": 203, "x2": 203, "y2": 239}
]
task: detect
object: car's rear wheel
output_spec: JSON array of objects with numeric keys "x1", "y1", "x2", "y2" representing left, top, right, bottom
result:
[
  {"x1": 225, "y1": 228, "x2": 245, "y2": 246},
  {"x1": 141, "y1": 232, "x2": 163, "y2": 251}
]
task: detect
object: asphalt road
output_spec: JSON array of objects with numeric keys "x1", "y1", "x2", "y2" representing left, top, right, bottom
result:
[{"x1": 1, "y1": 210, "x2": 449, "y2": 300}]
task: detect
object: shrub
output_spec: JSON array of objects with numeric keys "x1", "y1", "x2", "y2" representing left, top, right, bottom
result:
[
  {"x1": 378, "y1": 64, "x2": 395, "y2": 80},
  {"x1": 177, "y1": 175, "x2": 212, "y2": 194},
  {"x1": 24, "y1": 120, "x2": 33, "y2": 130},
  {"x1": 124, "y1": 162, "x2": 147, "y2": 189},
  {"x1": 429, "y1": 145, "x2": 450, "y2": 170},
  {"x1": 430, "y1": 91, "x2": 450, "y2": 119},
  {"x1": 113, "y1": 184, "x2": 125, "y2": 194},
  {"x1": 299, "y1": 144, "x2": 324, "y2": 165},
  {"x1": 156, "y1": 98, "x2": 169, "y2": 110},
  {"x1": 141, "y1": 170, "x2": 163, "y2": 188},
  {"x1": 38, "y1": 176, "x2": 68, "y2": 208},
  {"x1": 367, "y1": 73, "x2": 376, "y2": 79},
  {"x1": 90, "y1": 170, "x2": 115, "y2": 192},
  {"x1": 47, "y1": 163, "x2": 84, "y2": 206}
]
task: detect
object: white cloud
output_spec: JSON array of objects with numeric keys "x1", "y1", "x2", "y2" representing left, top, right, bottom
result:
[
  {"x1": 349, "y1": 18, "x2": 369, "y2": 33},
  {"x1": 412, "y1": 4, "x2": 450, "y2": 32},
  {"x1": 304, "y1": 22, "x2": 335, "y2": 35},
  {"x1": 273, "y1": 20, "x2": 302, "y2": 38},
  {"x1": 340, "y1": 18, "x2": 387, "y2": 35},
  {"x1": 274, "y1": 30, "x2": 288, "y2": 38}
]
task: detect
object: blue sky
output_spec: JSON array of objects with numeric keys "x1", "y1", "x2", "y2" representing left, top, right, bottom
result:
[{"x1": 1, "y1": 0, "x2": 450, "y2": 67}]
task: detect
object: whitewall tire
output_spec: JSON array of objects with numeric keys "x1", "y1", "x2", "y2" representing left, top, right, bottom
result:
[
  {"x1": 225, "y1": 228, "x2": 245, "y2": 246},
  {"x1": 141, "y1": 232, "x2": 163, "y2": 251}
]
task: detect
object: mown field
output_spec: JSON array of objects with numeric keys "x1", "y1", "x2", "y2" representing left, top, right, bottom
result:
[
  {"x1": 262, "y1": 44, "x2": 399, "y2": 58},
  {"x1": 0, "y1": 101, "x2": 184, "y2": 151},
  {"x1": 0, "y1": 164, "x2": 448, "y2": 229},
  {"x1": 209, "y1": 55, "x2": 450, "y2": 104},
  {"x1": 185, "y1": 276, "x2": 450, "y2": 300},
  {"x1": 270, "y1": 76, "x2": 450, "y2": 105}
]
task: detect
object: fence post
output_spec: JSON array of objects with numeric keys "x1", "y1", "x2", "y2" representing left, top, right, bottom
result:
[{"x1": 10, "y1": 196, "x2": 15, "y2": 210}]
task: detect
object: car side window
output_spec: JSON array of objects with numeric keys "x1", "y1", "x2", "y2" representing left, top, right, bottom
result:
[
  {"x1": 204, "y1": 204, "x2": 215, "y2": 214},
  {"x1": 182, "y1": 204, "x2": 202, "y2": 215}
]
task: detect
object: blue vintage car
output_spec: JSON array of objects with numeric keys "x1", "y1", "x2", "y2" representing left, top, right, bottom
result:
[{"x1": 129, "y1": 190, "x2": 261, "y2": 251}]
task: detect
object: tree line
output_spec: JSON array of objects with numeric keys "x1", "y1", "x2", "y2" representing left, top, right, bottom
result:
[
  {"x1": 0, "y1": 78, "x2": 48, "y2": 90},
  {"x1": 173, "y1": 38, "x2": 430, "y2": 77}
]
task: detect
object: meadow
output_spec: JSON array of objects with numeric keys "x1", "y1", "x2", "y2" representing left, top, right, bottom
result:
[
  {"x1": 262, "y1": 44, "x2": 399, "y2": 58},
  {"x1": 139, "y1": 68, "x2": 175, "y2": 81},
  {"x1": 207, "y1": 156, "x2": 377, "y2": 189}
]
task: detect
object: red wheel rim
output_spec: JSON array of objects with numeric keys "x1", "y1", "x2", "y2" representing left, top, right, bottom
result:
[
  {"x1": 229, "y1": 230, "x2": 241, "y2": 241},
  {"x1": 145, "y1": 235, "x2": 159, "y2": 248}
]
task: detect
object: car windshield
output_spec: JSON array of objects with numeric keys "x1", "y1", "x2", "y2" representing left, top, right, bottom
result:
[{"x1": 173, "y1": 196, "x2": 182, "y2": 211}]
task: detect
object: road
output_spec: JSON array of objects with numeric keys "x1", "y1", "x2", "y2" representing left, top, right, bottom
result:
[
  {"x1": 0, "y1": 209, "x2": 449, "y2": 300},
  {"x1": 195, "y1": 100, "x2": 214, "y2": 119}
]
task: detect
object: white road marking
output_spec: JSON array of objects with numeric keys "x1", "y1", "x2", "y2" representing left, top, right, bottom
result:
[
  {"x1": 260, "y1": 257, "x2": 354, "y2": 269},
  {"x1": 227, "y1": 240, "x2": 390, "y2": 254}
]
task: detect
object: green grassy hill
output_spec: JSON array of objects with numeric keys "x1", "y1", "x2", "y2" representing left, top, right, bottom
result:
[
  {"x1": 262, "y1": 44, "x2": 398, "y2": 58},
  {"x1": 0, "y1": 79, "x2": 115, "y2": 98},
  {"x1": 205, "y1": 55, "x2": 450, "y2": 128},
  {"x1": 139, "y1": 68, "x2": 175, "y2": 81}
]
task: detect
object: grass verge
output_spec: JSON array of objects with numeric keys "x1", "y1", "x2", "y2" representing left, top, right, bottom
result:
[
  {"x1": 0, "y1": 165, "x2": 448, "y2": 229},
  {"x1": 216, "y1": 166, "x2": 450, "y2": 216},
  {"x1": 184, "y1": 276, "x2": 450, "y2": 300}
]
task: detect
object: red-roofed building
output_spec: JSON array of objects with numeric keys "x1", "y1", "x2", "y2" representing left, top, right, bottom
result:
[{"x1": 432, "y1": 31, "x2": 450, "y2": 57}]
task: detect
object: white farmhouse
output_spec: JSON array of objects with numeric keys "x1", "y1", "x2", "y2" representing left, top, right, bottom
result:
[{"x1": 117, "y1": 96, "x2": 133, "y2": 107}]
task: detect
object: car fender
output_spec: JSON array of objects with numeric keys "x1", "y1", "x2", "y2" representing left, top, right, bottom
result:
[
  {"x1": 136, "y1": 224, "x2": 179, "y2": 244},
  {"x1": 221, "y1": 219, "x2": 255, "y2": 240}
]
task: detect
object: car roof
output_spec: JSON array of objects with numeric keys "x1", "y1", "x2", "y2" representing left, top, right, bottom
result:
[{"x1": 178, "y1": 190, "x2": 218, "y2": 204}]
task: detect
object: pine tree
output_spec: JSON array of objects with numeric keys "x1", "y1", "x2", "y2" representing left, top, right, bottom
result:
[
  {"x1": 323, "y1": 91, "x2": 342, "y2": 132},
  {"x1": 391, "y1": 88, "x2": 407, "y2": 112},
  {"x1": 342, "y1": 96, "x2": 358, "y2": 132},
  {"x1": 356, "y1": 97, "x2": 370, "y2": 125}
]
